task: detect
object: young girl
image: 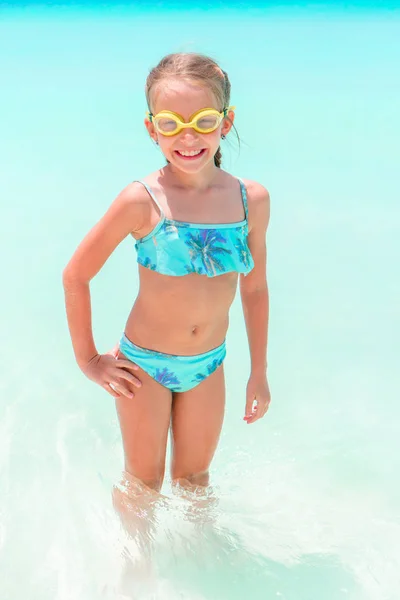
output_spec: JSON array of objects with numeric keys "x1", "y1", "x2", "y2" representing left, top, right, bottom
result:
[{"x1": 63, "y1": 52, "x2": 271, "y2": 525}]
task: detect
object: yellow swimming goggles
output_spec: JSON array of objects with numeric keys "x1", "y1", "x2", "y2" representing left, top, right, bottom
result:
[{"x1": 147, "y1": 106, "x2": 235, "y2": 137}]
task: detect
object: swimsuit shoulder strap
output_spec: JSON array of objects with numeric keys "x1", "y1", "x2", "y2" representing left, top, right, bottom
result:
[
  {"x1": 134, "y1": 180, "x2": 165, "y2": 219},
  {"x1": 237, "y1": 177, "x2": 249, "y2": 220}
]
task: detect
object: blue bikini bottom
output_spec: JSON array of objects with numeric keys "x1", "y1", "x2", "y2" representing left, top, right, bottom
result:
[{"x1": 119, "y1": 333, "x2": 226, "y2": 393}]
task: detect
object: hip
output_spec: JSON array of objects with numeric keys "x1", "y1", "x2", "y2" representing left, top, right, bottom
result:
[{"x1": 118, "y1": 332, "x2": 227, "y2": 393}]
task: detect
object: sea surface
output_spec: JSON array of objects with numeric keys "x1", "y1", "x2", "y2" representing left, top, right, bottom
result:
[{"x1": 1, "y1": 2, "x2": 399, "y2": 599}]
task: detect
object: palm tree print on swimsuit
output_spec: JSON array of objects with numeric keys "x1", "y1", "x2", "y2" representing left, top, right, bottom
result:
[
  {"x1": 184, "y1": 230, "x2": 232, "y2": 276},
  {"x1": 191, "y1": 355, "x2": 225, "y2": 384},
  {"x1": 164, "y1": 221, "x2": 190, "y2": 237},
  {"x1": 138, "y1": 256, "x2": 157, "y2": 270},
  {"x1": 184, "y1": 264, "x2": 205, "y2": 275},
  {"x1": 234, "y1": 236, "x2": 252, "y2": 270},
  {"x1": 154, "y1": 367, "x2": 181, "y2": 390}
]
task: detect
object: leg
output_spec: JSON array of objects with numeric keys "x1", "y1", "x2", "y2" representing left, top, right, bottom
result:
[
  {"x1": 170, "y1": 364, "x2": 225, "y2": 507},
  {"x1": 112, "y1": 350, "x2": 172, "y2": 541}
]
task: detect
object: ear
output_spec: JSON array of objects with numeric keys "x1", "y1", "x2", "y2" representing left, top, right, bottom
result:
[
  {"x1": 144, "y1": 117, "x2": 158, "y2": 144},
  {"x1": 221, "y1": 108, "x2": 235, "y2": 137}
]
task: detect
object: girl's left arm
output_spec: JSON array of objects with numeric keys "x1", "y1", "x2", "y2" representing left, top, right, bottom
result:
[{"x1": 240, "y1": 180, "x2": 271, "y2": 424}]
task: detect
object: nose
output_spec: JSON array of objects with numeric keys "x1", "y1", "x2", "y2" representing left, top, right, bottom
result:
[{"x1": 179, "y1": 127, "x2": 200, "y2": 143}]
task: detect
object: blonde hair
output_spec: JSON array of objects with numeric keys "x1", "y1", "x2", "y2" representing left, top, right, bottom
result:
[{"x1": 145, "y1": 53, "x2": 236, "y2": 168}]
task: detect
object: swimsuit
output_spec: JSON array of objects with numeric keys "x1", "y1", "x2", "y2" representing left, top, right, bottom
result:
[
  {"x1": 134, "y1": 177, "x2": 254, "y2": 277},
  {"x1": 119, "y1": 333, "x2": 226, "y2": 393},
  {"x1": 119, "y1": 177, "x2": 254, "y2": 392}
]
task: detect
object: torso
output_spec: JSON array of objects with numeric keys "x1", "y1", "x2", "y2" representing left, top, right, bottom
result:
[{"x1": 124, "y1": 169, "x2": 252, "y2": 354}]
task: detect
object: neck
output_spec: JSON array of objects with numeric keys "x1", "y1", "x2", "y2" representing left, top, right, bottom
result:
[{"x1": 163, "y1": 161, "x2": 221, "y2": 192}]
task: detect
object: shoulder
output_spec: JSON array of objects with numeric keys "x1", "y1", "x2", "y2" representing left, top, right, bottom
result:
[
  {"x1": 240, "y1": 178, "x2": 270, "y2": 231},
  {"x1": 110, "y1": 180, "x2": 155, "y2": 225},
  {"x1": 114, "y1": 180, "x2": 152, "y2": 208},
  {"x1": 241, "y1": 178, "x2": 270, "y2": 206},
  {"x1": 90, "y1": 179, "x2": 155, "y2": 239}
]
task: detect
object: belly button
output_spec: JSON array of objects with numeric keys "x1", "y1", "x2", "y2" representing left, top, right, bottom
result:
[{"x1": 192, "y1": 325, "x2": 198, "y2": 334}]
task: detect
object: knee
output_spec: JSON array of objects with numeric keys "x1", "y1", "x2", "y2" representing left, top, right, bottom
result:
[
  {"x1": 112, "y1": 471, "x2": 163, "y2": 540},
  {"x1": 124, "y1": 463, "x2": 165, "y2": 493},
  {"x1": 113, "y1": 470, "x2": 163, "y2": 508},
  {"x1": 137, "y1": 476, "x2": 164, "y2": 493},
  {"x1": 189, "y1": 470, "x2": 210, "y2": 487},
  {"x1": 172, "y1": 469, "x2": 210, "y2": 491}
]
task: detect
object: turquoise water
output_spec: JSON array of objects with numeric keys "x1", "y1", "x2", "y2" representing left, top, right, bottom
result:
[{"x1": 1, "y1": 4, "x2": 400, "y2": 599}]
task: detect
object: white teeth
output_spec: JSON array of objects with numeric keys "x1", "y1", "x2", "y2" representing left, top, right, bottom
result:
[{"x1": 177, "y1": 149, "x2": 203, "y2": 157}]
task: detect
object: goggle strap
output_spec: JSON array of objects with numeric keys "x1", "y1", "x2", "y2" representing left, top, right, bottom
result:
[{"x1": 148, "y1": 108, "x2": 231, "y2": 121}]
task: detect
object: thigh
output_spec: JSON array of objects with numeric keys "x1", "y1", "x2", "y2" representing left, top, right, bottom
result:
[
  {"x1": 170, "y1": 364, "x2": 225, "y2": 481},
  {"x1": 115, "y1": 350, "x2": 172, "y2": 488}
]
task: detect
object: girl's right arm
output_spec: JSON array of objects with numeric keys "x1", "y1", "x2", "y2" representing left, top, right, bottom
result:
[{"x1": 62, "y1": 182, "x2": 147, "y2": 397}]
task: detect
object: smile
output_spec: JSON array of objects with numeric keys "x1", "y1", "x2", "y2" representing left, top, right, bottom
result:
[{"x1": 175, "y1": 149, "x2": 206, "y2": 159}]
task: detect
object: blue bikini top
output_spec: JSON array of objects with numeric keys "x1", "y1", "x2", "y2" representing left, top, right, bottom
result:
[{"x1": 133, "y1": 178, "x2": 254, "y2": 278}]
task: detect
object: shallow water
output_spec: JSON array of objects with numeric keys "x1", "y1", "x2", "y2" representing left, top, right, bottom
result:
[{"x1": 1, "y1": 3, "x2": 399, "y2": 599}]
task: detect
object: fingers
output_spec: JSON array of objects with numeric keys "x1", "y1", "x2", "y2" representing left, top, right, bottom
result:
[
  {"x1": 244, "y1": 395, "x2": 257, "y2": 422},
  {"x1": 115, "y1": 369, "x2": 142, "y2": 389},
  {"x1": 115, "y1": 359, "x2": 139, "y2": 371},
  {"x1": 245, "y1": 395, "x2": 255, "y2": 417},
  {"x1": 103, "y1": 383, "x2": 122, "y2": 398},
  {"x1": 244, "y1": 399, "x2": 270, "y2": 424},
  {"x1": 243, "y1": 409, "x2": 259, "y2": 424},
  {"x1": 103, "y1": 381, "x2": 134, "y2": 399},
  {"x1": 244, "y1": 410, "x2": 262, "y2": 424},
  {"x1": 98, "y1": 354, "x2": 141, "y2": 398}
]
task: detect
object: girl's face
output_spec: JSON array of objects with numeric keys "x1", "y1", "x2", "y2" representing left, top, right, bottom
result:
[{"x1": 145, "y1": 78, "x2": 234, "y2": 173}]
